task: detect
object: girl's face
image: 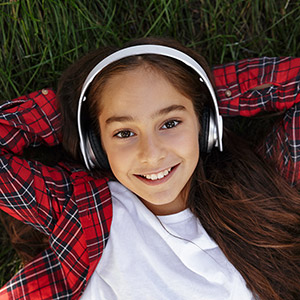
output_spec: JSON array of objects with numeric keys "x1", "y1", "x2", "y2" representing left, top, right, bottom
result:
[{"x1": 98, "y1": 66, "x2": 200, "y2": 215}]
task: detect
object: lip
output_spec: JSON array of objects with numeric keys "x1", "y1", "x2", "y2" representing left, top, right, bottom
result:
[{"x1": 134, "y1": 164, "x2": 180, "y2": 186}]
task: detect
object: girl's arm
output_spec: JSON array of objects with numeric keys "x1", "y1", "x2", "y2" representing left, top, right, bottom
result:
[
  {"x1": 213, "y1": 57, "x2": 300, "y2": 115},
  {"x1": 0, "y1": 89, "x2": 73, "y2": 235},
  {"x1": 213, "y1": 57, "x2": 300, "y2": 186}
]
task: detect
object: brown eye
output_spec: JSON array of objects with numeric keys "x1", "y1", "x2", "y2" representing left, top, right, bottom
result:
[
  {"x1": 162, "y1": 120, "x2": 180, "y2": 129},
  {"x1": 115, "y1": 130, "x2": 134, "y2": 138}
]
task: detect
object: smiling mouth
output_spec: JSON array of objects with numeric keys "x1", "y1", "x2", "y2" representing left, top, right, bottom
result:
[
  {"x1": 135, "y1": 164, "x2": 179, "y2": 182},
  {"x1": 140, "y1": 168, "x2": 172, "y2": 180}
]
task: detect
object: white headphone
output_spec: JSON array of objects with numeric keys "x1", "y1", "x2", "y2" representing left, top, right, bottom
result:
[{"x1": 77, "y1": 44, "x2": 223, "y2": 170}]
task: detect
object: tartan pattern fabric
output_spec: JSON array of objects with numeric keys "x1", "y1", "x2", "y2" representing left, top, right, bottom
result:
[
  {"x1": 213, "y1": 56, "x2": 300, "y2": 185},
  {"x1": 0, "y1": 57, "x2": 299, "y2": 299},
  {"x1": 0, "y1": 90, "x2": 112, "y2": 299}
]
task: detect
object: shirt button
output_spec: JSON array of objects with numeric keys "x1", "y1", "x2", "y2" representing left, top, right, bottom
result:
[
  {"x1": 42, "y1": 89, "x2": 49, "y2": 95},
  {"x1": 225, "y1": 89, "x2": 232, "y2": 97}
]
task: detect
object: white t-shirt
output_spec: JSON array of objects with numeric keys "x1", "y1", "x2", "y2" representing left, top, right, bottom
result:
[{"x1": 80, "y1": 181, "x2": 254, "y2": 300}]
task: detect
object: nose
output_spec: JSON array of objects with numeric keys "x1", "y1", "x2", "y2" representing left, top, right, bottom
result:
[{"x1": 138, "y1": 133, "x2": 166, "y2": 165}]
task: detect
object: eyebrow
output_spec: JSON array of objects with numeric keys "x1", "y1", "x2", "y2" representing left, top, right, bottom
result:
[{"x1": 105, "y1": 104, "x2": 186, "y2": 125}]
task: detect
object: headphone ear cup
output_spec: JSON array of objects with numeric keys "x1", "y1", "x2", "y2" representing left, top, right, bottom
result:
[
  {"x1": 200, "y1": 107, "x2": 210, "y2": 153},
  {"x1": 200, "y1": 107, "x2": 217, "y2": 153},
  {"x1": 86, "y1": 129, "x2": 110, "y2": 170}
]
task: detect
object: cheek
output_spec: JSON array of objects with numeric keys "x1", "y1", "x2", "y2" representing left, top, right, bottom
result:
[
  {"x1": 173, "y1": 128, "x2": 199, "y2": 156},
  {"x1": 104, "y1": 143, "x2": 133, "y2": 178},
  {"x1": 179, "y1": 129, "x2": 200, "y2": 170},
  {"x1": 106, "y1": 154, "x2": 125, "y2": 181}
]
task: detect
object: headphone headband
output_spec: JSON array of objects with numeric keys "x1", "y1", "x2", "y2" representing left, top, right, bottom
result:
[{"x1": 77, "y1": 44, "x2": 223, "y2": 169}]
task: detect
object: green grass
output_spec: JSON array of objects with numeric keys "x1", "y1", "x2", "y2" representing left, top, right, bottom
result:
[
  {"x1": 0, "y1": 0, "x2": 299, "y2": 286},
  {"x1": 1, "y1": 0, "x2": 299, "y2": 100}
]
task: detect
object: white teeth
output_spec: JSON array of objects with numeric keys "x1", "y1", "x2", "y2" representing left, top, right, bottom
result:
[
  {"x1": 151, "y1": 174, "x2": 157, "y2": 180},
  {"x1": 143, "y1": 168, "x2": 172, "y2": 181}
]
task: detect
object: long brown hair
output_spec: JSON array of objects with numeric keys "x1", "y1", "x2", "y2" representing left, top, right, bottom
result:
[
  {"x1": 0, "y1": 211, "x2": 49, "y2": 265},
  {"x1": 57, "y1": 37, "x2": 300, "y2": 299}
]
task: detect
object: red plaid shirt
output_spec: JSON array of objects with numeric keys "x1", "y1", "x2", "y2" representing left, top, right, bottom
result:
[
  {"x1": 214, "y1": 57, "x2": 300, "y2": 184},
  {"x1": 0, "y1": 57, "x2": 299, "y2": 299}
]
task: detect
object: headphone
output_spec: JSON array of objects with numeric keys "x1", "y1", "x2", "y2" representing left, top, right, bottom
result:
[{"x1": 77, "y1": 45, "x2": 223, "y2": 170}]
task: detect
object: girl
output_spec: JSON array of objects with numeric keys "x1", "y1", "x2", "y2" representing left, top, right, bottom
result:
[{"x1": 0, "y1": 37, "x2": 299, "y2": 299}]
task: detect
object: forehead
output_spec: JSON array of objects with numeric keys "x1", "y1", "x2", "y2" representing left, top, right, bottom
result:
[{"x1": 98, "y1": 65, "x2": 194, "y2": 114}]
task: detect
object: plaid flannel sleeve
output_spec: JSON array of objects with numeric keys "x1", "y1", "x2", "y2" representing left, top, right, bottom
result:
[
  {"x1": 0, "y1": 89, "x2": 73, "y2": 235},
  {"x1": 213, "y1": 57, "x2": 300, "y2": 116},
  {"x1": 213, "y1": 57, "x2": 300, "y2": 185}
]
